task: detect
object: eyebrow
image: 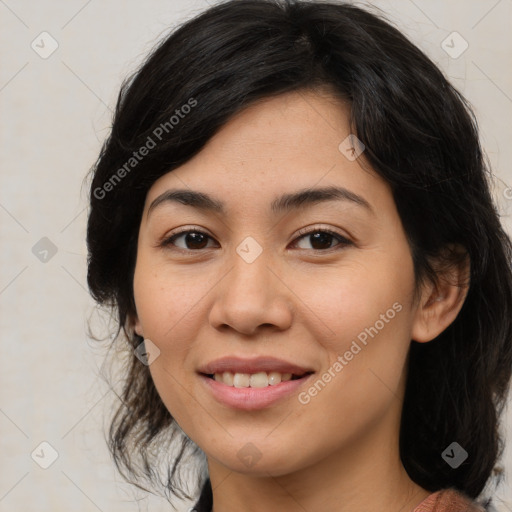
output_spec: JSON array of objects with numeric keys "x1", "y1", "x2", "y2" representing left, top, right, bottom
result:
[{"x1": 147, "y1": 185, "x2": 374, "y2": 219}]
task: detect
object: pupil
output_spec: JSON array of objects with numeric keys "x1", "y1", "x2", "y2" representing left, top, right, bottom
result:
[
  {"x1": 311, "y1": 232, "x2": 332, "y2": 250},
  {"x1": 187, "y1": 232, "x2": 208, "y2": 249}
]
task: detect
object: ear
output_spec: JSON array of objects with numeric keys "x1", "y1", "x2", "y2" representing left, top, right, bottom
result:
[
  {"x1": 411, "y1": 245, "x2": 470, "y2": 343},
  {"x1": 129, "y1": 312, "x2": 144, "y2": 338}
]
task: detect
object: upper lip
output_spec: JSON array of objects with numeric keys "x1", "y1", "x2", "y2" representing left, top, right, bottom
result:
[{"x1": 197, "y1": 356, "x2": 314, "y2": 376}]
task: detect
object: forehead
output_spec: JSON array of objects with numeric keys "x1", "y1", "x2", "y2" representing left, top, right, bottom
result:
[{"x1": 144, "y1": 90, "x2": 390, "y2": 216}]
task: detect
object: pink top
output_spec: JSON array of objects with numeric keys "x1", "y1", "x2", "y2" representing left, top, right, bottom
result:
[{"x1": 413, "y1": 489, "x2": 486, "y2": 512}]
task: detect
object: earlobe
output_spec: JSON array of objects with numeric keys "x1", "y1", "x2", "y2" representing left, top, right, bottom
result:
[
  {"x1": 130, "y1": 314, "x2": 144, "y2": 337},
  {"x1": 411, "y1": 246, "x2": 470, "y2": 343}
]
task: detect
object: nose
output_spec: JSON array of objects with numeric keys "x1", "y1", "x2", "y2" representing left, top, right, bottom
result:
[{"x1": 208, "y1": 243, "x2": 293, "y2": 337}]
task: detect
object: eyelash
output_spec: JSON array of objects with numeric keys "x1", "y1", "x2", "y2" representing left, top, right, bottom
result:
[{"x1": 159, "y1": 225, "x2": 353, "y2": 253}]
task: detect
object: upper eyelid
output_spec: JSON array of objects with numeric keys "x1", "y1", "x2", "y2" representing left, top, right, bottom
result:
[
  {"x1": 295, "y1": 225, "x2": 351, "y2": 241},
  {"x1": 160, "y1": 225, "x2": 352, "y2": 247}
]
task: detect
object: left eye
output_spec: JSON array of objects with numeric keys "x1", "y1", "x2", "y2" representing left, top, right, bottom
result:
[
  {"x1": 292, "y1": 228, "x2": 351, "y2": 251},
  {"x1": 160, "y1": 228, "x2": 351, "y2": 252}
]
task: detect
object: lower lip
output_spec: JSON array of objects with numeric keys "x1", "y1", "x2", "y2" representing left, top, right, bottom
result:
[{"x1": 199, "y1": 373, "x2": 314, "y2": 410}]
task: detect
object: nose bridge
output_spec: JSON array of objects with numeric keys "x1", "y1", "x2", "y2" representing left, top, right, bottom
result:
[
  {"x1": 230, "y1": 234, "x2": 273, "y2": 299},
  {"x1": 209, "y1": 233, "x2": 293, "y2": 335}
]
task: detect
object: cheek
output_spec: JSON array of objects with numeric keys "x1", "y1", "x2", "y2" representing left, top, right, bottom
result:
[
  {"x1": 132, "y1": 251, "x2": 208, "y2": 340},
  {"x1": 292, "y1": 252, "x2": 415, "y2": 411},
  {"x1": 304, "y1": 259, "x2": 413, "y2": 411},
  {"x1": 132, "y1": 256, "x2": 206, "y2": 426},
  {"x1": 295, "y1": 252, "x2": 414, "y2": 352}
]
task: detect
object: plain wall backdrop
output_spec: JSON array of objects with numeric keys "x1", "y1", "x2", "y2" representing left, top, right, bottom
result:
[{"x1": 1, "y1": 0, "x2": 511, "y2": 510}]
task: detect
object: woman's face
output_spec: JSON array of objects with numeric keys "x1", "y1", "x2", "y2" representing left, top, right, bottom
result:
[{"x1": 133, "y1": 89, "x2": 424, "y2": 476}]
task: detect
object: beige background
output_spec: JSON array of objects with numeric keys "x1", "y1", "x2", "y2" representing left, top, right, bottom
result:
[{"x1": 1, "y1": 0, "x2": 511, "y2": 510}]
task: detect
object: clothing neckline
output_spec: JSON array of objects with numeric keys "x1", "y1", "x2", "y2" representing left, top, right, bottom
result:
[
  {"x1": 412, "y1": 488, "x2": 485, "y2": 512},
  {"x1": 193, "y1": 481, "x2": 484, "y2": 512}
]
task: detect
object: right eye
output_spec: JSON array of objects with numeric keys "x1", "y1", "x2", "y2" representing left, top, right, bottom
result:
[{"x1": 160, "y1": 229, "x2": 218, "y2": 251}]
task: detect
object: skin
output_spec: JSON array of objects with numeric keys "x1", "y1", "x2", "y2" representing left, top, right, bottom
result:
[{"x1": 132, "y1": 89, "x2": 468, "y2": 512}]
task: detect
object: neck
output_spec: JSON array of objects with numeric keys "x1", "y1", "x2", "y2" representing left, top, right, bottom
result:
[
  {"x1": 207, "y1": 406, "x2": 430, "y2": 512},
  {"x1": 209, "y1": 456, "x2": 429, "y2": 512}
]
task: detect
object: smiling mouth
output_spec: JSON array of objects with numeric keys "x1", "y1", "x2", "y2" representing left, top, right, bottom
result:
[{"x1": 202, "y1": 371, "x2": 314, "y2": 388}]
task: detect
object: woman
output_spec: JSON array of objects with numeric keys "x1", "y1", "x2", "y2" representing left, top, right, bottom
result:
[{"x1": 86, "y1": 1, "x2": 512, "y2": 511}]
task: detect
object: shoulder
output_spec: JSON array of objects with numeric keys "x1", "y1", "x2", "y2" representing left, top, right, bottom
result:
[
  {"x1": 413, "y1": 488, "x2": 487, "y2": 512},
  {"x1": 191, "y1": 478, "x2": 212, "y2": 512}
]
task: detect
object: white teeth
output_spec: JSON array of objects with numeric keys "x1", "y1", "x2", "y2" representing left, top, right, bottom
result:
[
  {"x1": 212, "y1": 371, "x2": 294, "y2": 387},
  {"x1": 249, "y1": 372, "x2": 268, "y2": 388},
  {"x1": 268, "y1": 372, "x2": 282, "y2": 385},
  {"x1": 233, "y1": 373, "x2": 250, "y2": 388},
  {"x1": 217, "y1": 371, "x2": 234, "y2": 386}
]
